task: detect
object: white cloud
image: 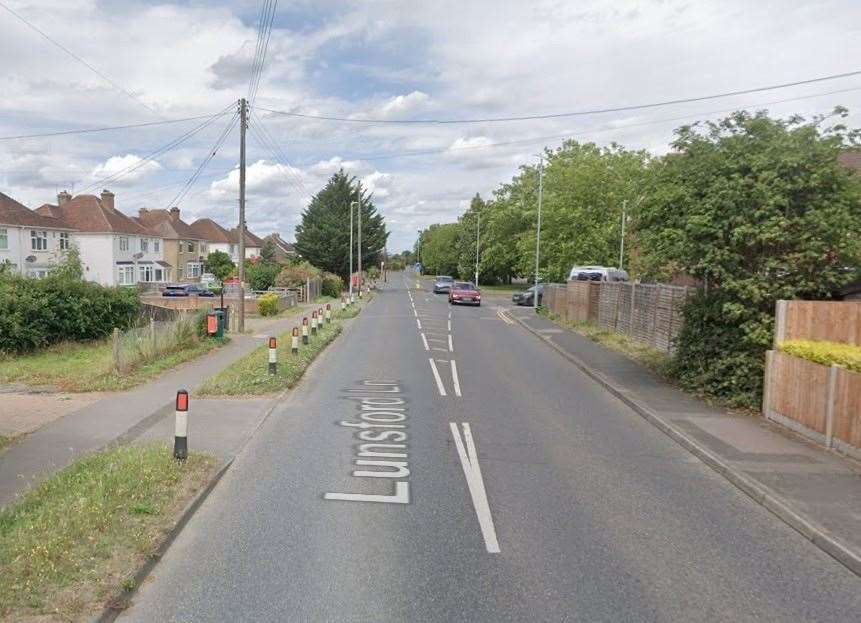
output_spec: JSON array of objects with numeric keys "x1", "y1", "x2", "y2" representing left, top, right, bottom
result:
[{"x1": 91, "y1": 154, "x2": 162, "y2": 184}]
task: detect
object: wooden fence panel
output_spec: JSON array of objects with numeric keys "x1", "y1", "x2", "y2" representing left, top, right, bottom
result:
[
  {"x1": 779, "y1": 301, "x2": 861, "y2": 346},
  {"x1": 833, "y1": 367, "x2": 861, "y2": 449},
  {"x1": 769, "y1": 351, "x2": 830, "y2": 434}
]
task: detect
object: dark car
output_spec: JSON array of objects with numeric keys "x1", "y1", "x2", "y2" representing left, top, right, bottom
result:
[
  {"x1": 433, "y1": 275, "x2": 454, "y2": 293},
  {"x1": 449, "y1": 281, "x2": 481, "y2": 306},
  {"x1": 162, "y1": 284, "x2": 215, "y2": 297},
  {"x1": 512, "y1": 284, "x2": 544, "y2": 306}
]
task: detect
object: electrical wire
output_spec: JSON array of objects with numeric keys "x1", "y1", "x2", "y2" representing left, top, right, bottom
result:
[
  {"x1": 0, "y1": 111, "x2": 234, "y2": 142},
  {"x1": 252, "y1": 112, "x2": 313, "y2": 198},
  {"x1": 248, "y1": 119, "x2": 313, "y2": 201},
  {"x1": 254, "y1": 69, "x2": 861, "y2": 125},
  {"x1": 0, "y1": 0, "x2": 161, "y2": 117},
  {"x1": 247, "y1": 0, "x2": 277, "y2": 108}
]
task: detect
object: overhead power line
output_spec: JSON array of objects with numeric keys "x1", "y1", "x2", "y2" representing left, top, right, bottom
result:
[
  {"x1": 254, "y1": 69, "x2": 861, "y2": 125},
  {"x1": 247, "y1": 0, "x2": 278, "y2": 108},
  {"x1": 0, "y1": 0, "x2": 160, "y2": 117},
  {"x1": 0, "y1": 110, "x2": 233, "y2": 142}
]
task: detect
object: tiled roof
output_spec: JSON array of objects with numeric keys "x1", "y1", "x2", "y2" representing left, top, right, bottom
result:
[
  {"x1": 265, "y1": 233, "x2": 295, "y2": 253},
  {"x1": 229, "y1": 227, "x2": 263, "y2": 247},
  {"x1": 34, "y1": 194, "x2": 149, "y2": 235},
  {"x1": 189, "y1": 218, "x2": 232, "y2": 243},
  {"x1": 0, "y1": 192, "x2": 76, "y2": 229},
  {"x1": 136, "y1": 209, "x2": 203, "y2": 240}
]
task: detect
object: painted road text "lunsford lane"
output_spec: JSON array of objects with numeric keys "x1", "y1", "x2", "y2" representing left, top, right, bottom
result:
[{"x1": 324, "y1": 380, "x2": 411, "y2": 504}]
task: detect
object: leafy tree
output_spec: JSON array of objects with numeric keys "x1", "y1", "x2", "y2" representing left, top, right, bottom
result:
[
  {"x1": 295, "y1": 170, "x2": 388, "y2": 280},
  {"x1": 275, "y1": 261, "x2": 320, "y2": 288},
  {"x1": 204, "y1": 250, "x2": 235, "y2": 309},
  {"x1": 260, "y1": 238, "x2": 277, "y2": 264},
  {"x1": 417, "y1": 223, "x2": 462, "y2": 276},
  {"x1": 52, "y1": 246, "x2": 84, "y2": 281},
  {"x1": 246, "y1": 261, "x2": 280, "y2": 291},
  {"x1": 636, "y1": 109, "x2": 861, "y2": 406}
]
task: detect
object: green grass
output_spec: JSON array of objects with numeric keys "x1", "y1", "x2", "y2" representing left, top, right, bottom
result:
[
  {"x1": 0, "y1": 336, "x2": 225, "y2": 393},
  {"x1": 541, "y1": 310, "x2": 671, "y2": 376},
  {"x1": 199, "y1": 302, "x2": 366, "y2": 396},
  {"x1": 0, "y1": 444, "x2": 216, "y2": 621},
  {"x1": 0, "y1": 435, "x2": 12, "y2": 452}
]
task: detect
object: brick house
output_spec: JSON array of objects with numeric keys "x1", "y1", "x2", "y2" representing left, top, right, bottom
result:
[{"x1": 136, "y1": 207, "x2": 208, "y2": 282}]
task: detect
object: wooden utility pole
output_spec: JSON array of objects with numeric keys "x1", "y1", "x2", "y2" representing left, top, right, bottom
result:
[
  {"x1": 357, "y1": 197, "x2": 362, "y2": 299},
  {"x1": 238, "y1": 98, "x2": 247, "y2": 333}
]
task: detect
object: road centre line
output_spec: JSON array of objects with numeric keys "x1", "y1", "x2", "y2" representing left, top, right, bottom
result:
[
  {"x1": 448, "y1": 320, "x2": 452, "y2": 331},
  {"x1": 448, "y1": 334, "x2": 454, "y2": 352},
  {"x1": 451, "y1": 360, "x2": 462, "y2": 397},
  {"x1": 416, "y1": 318, "x2": 422, "y2": 329},
  {"x1": 428, "y1": 359, "x2": 447, "y2": 396},
  {"x1": 449, "y1": 423, "x2": 500, "y2": 553},
  {"x1": 421, "y1": 333, "x2": 429, "y2": 351}
]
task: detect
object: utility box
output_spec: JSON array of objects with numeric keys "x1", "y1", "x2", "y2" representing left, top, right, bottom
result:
[
  {"x1": 215, "y1": 307, "x2": 230, "y2": 333},
  {"x1": 207, "y1": 311, "x2": 225, "y2": 338}
]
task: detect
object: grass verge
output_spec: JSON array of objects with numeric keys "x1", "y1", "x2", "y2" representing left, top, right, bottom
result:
[
  {"x1": 0, "y1": 435, "x2": 13, "y2": 452},
  {"x1": 198, "y1": 299, "x2": 369, "y2": 396},
  {"x1": 0, "y1": 444, "x2": 216, "y2": 622},
  {"x1": 0, "y1": 337, "x2": 225, "y2": 393},
  {"x1": 541, "y1": 310, "x2": 671, "y2": 376}
]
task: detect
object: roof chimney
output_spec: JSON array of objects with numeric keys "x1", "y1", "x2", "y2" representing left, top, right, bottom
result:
[
  {"x1": 100, "y1": 189, "x2": 115, "y2": 211},
  {"x1": 58, "y1": 190, "x2": 72, "y2": 206},
  {"x1": 169, "y1": 206, "x2": 180, "y2": 221}
]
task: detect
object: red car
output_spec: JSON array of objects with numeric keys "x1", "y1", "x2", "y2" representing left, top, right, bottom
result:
[{"x1": 449, "y1": 281, "x2": 481, "y2": 306}]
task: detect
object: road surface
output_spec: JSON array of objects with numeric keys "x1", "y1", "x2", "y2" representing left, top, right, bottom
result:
[{"x1": 120, "y1": 275, "x2": 861, "y2": 622}]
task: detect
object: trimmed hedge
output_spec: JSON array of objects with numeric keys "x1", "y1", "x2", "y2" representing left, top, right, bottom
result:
[
  {"x1": 779, "y1": 339, "x2": 861, "y2": 373},
  {"x1": 0, "y1": 274, "x2": 140, "y2": 353},
  {"x1": 257, "y1": 292, "x2": 279, "y2": 316}
]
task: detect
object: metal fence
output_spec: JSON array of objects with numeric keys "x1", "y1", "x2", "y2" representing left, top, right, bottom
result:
[{"x1": 543, "y1": 281, "x2": 694, "y2": 353}]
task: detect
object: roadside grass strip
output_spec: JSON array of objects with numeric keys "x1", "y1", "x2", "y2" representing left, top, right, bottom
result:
[
  {"x1": 0, "y1": 335, "x2": 225, "y2": 393},
  {"x1": 198, "y1": 300, "x2": 369, "y2": 397},
  {"x1": 0, "y1": 444, "x2": 216, "y2": 621},
  {"x1": 0, "y1": 435, "x2": 12, "y2": 451}
]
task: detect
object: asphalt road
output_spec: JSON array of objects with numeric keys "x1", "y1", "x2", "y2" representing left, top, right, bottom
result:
[{"x1": 120, "y1": 274, "x2": 861, "y2": 622}]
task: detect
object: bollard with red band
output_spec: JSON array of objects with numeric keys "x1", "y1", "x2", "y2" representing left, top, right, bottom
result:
[
  {"x1": 291, "y1": 327, "x2": 299, "y2": 355},
  {"x1": 174, "y1": 389, "x2": 189, "y2": 460},
  {"x1": 302, "y1": 317, "x2": 309, "y2": 344},
  {"x1": 325, "y1": 303, "x2": 332, "y2": 323},
  {"x1": 268, "y1": 337, "x2": 277, "y2": 374},
  {"x1": 311, "y1": 310, "x2": 318, "y2": 336}
]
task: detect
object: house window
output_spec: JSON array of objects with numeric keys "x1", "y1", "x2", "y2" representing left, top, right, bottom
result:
[
  {"x1": 117, "y1": 266, "x2": 135, "y2": 285},
  {"x1": 187, "y1": 241, "x2": 195, "y2": 253},
  {"x1": 187, "y1": 262, "x2": 202, "y2": 278},
  {"x1": 59, "y1": 232, "x2": 69, "y2": 250},
  {"x1": 119, "y1": 237, "x2": 129, "y2": 252},
  {"x1": 31, "y1": 230, "x2": 48, "y2": 251},
  {"x1": 139, "y1": 265, "x2": 153, "y2": 282},
  {"x1": 229, "y1": 244, "x2": 237, "y2": 256},
  {"x1": 0, "y1": 228, "x2": 7, "y2": 250},
  {"x1": 154, "y1": 240, "x2": 160, "y2": 253},
  {"x1": 141, "y1": 239, "x2": 149, "y2": 253},
  {"x1": 154, "y1": 268, "x2": 163, "y2": 282}
]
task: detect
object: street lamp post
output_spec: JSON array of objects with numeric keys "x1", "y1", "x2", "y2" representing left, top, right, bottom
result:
[
  {"x1": 474, "y1": 211, "x2": 480, "y2": 287},
  {"x1": 533, "y1": 154, "x2": 544, "y2": 312},
  {"x1": 416, "y1": 229, "x2": 422, "y2": 270},
  {"x1": 349, "y1": 201, "x2": 357, "y2": 302},
  {"x1": 619, "y1": 199, "x2": 627, "y2": 270},
  {"x1": 357, "y1": 198, "x2": 362, "y2": 299}
]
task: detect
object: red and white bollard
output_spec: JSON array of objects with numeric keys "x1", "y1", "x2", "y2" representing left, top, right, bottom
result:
[
  {"x1": 302, "y1": 317, "x2": 309, "y2": 344},
  {"x1": 291, "y1": 327, "x2": 299, "y2": 355},
  {"x1": 174, "y1": 389, "x2": 189, "y2": 460},
  {"x1": 268, "y1": 337, "x2": 277, "y2": 374},
  {"x1": 325, "y1": 303, "x2": 332, "y2": 323},
  {"x1": 311, "y1": 310, "x2": 318, "y2": 336}
]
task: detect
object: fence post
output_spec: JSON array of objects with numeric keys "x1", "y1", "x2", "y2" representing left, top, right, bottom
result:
[
  {"x1": 112, "y1": 327, "x2": 121, "y2": 372},
  {"x1": 629, "y1": 282, "x2": 636, "y2": 337},
  {"x1": 651, "y1": 285, "x2": 659, "y2": 346},
  {"x1": 149, "y1": 317, "x2": 156, "y2": 349},
  {"x1": 762, "y1": 350, "x2": 774, "y2": 418},
  {"x1": 306, "y1": 277, "x2": 311, "y2": 303},
  {"x1": 774, "y1": 300, "x2": 788, "y2": 347},
  {"x1": 825, "y1": 364, "x2": 838, "y2": 449}
]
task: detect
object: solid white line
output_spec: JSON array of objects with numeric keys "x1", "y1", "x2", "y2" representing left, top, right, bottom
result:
[
  {"x1": 428, "y1": 358, "x2": 447, "y2": 396},
  {"x1": 449, "y1": 423, "x2": 501, "y2": 553},
  {"x1": 421, "y1": 333, "x2": 429, "y2": 351},
  {"x1": 447, "y1": 320, "x2": 452, "y2": 331},
  {"x1": 416, "y1": 318, "x2": 422, "y2": 330},
  {"x1": 413, "y1": 307, "x2": 418, "y2": 318},
  {"x1": 448, "y1": 334, "x2": 454, "y2": 352},
  {"x1": 451, "y1": 360, "x2": 462, "y2": 397}
]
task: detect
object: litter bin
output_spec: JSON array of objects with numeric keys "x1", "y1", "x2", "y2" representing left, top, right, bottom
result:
[
  {"x1": 209, "y1": 310, "x2": 225, "y2": 338},
  {"x1": 215, "y1": 307, "x2": 230, "y2": 333}
]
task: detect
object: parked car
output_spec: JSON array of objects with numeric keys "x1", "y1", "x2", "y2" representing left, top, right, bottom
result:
[
  {"x1": 449, "y1": 281, "x2": 481, "y2": 306},
  {"x1": 512, "y1": 284, "x2": 544, "y2": 306},
  {"x1": 199, "y1": 272, "x2": 218, "y2": 288},
  {"x1": 567, "y1": 265, "x2": 629, "y2": 282},
  {"x1": 433, "y1": 275, "x2": 455, "y2": 293},
  {"x1": 162, "y1": 284, "x2": 215, "y2": 297}
]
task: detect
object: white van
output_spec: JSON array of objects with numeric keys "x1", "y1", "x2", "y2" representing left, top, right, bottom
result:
[{"x1": 567, "y1": 265, "x2": 629, "y2": 282}]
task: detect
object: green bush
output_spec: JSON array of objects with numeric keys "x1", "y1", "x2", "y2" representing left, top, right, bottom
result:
[
  {"x1": 257, "y1": 293, "x2": 279, "y2": 316},
  {"x1": 246, "y1": 261, "x2": 280, "y2": 291},
  {"x1": 275, "y1": 261, "x2": 320, "y2": 288},
  {"x1": 780, "y1": 340, "x2": 861, "y2": 373},
  {"x1": 0, "y1": 270, "x2": 141, "y2": 354},
  {"x1": 669, "y1": 290, "x2": 769, "y2": 408},
  {"x1": 321, "y1": 272, "x2": 343, "y2": 298}
]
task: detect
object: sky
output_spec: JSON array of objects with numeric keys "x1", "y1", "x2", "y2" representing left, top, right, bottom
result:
[{"x1": 1, "y1": 0, "x2": 860, "y2": 253}]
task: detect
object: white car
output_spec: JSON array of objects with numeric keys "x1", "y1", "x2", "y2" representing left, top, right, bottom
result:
[
  {"x1": 199, "y1": 273, "x2": 218, "y2": 288},
  {"x1": 567, "y1": 265, "x2": 629, "y2": 282}
]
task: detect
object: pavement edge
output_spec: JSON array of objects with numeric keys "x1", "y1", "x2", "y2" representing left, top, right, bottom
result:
[{"x1": 509, "y1": 311, "x2": 861, "y2": 579}]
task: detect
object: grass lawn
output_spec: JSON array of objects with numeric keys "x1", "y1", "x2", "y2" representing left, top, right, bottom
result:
[
  {"x1": 0, "y1": 337, "x2": 225, "y2": 393},
  {"x1": 542, "y1": 310, "x2": 671, "y2": 375},
  {"x1": 199, "y1": 299, "x2": 368, "y2": 396},
  {"x1": 0, "y1": 444, "x2": 216, "y2": 622}
]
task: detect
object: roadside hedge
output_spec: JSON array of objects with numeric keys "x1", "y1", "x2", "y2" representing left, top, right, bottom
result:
[
  {"x1": 0, "y1": 273, "x2": 140, "y2": 353},
  {"x1": 321, "y1": 272, "x2": 343, "y2": 298},
  {"x1": 257, "y1": 292, "x2": 279, "y2": 316},
  {"x1": 779, "y1": 339, "x2": 861, "y2": 373}
]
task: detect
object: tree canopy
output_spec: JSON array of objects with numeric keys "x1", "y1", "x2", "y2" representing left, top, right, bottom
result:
[{"x1": 295, "y1": 170, "x2": 388, "y2": 280}]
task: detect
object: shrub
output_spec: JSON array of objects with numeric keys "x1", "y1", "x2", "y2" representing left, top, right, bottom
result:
[
  {"x1": 275, "y1": 261, "x2": 320, "y2": 288},
  {"x1": 321, "y1": 272, "x2": 343, "y2": 298},
  {"x1": 0, "y1": 271, "x2": 141, "y2": 354},
  {"x1": 257, "y1": 293, "x2": 279, "y2": 316},
  {"x1": 779, "y1": 340, "x2": 861, "y2": 373},
  {"x1": 246, "y1": 262, "x2": 280, "y2": 291}
]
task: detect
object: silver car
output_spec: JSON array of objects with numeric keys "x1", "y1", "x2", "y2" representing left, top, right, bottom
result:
[{"x1": 433, "y1": 275, "x2": 454, "y2": 293}]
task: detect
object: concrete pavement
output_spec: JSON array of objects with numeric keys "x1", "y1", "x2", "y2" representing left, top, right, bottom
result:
[{"x1": 118, "y1": 275, "x2": 861, "y2": 622}]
